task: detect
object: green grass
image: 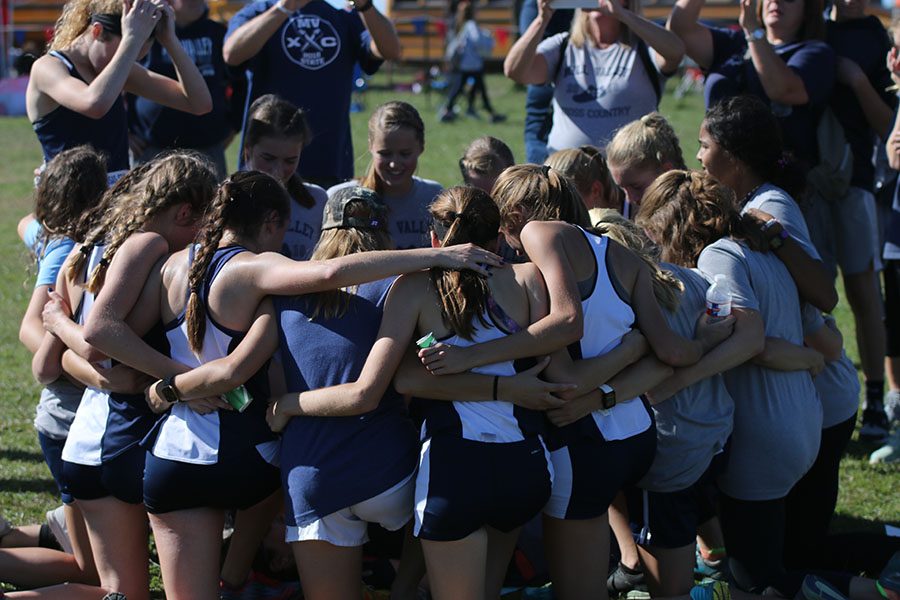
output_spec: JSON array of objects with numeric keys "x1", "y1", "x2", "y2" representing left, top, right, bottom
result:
[{"x1": 0, "y1": 73, "x2": 896, "y2": 594}]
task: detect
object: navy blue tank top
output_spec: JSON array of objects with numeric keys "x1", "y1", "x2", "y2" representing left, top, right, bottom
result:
[{"x1": 33, "y1": 51, "x2": 130, "y2": 172}]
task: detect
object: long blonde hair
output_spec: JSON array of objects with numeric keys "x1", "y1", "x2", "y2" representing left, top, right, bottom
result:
[
  {"x1": 429, "y1": 186, "x2": 499, "y2": 340},
  {"x1": 491, "y1": 164, "x2": 592, "y2": 231},
  {"x1": 545, "y1": 145, "x2": 623, "y2": 212},
  {"x1": 359, "y1": 102, "x2": 425, "y2": 196},
  {"x1": 68, "y1": 152, "x2": 217, "y2": 293},
  {"x1": 50, "y1": 0, "x2": 121, "y2": 51},
  {"x1": 593, "y1": 212, "x2": 682, "y2": 312}
]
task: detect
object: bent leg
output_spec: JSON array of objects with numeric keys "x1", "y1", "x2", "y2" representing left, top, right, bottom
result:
[
  {"x1": 78, "y1": 497, "x2": 149, "y2": 600},
  {"x1": 150, "y1": 507, "x2": 223, "y2": 600}
]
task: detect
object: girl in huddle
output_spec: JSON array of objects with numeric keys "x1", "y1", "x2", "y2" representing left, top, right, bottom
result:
[
  {"x1": 544, "y1": 145, "x2": 624, "y2": 215},
  {"x1": 605, "y1": 112, "x2": 686, "y2": 217},
  {"x1": 85, "y1": 174, "x2": 498, "y2": 600},
  {"x1": 635, "y1": 170, "x2": 821, "y2": 597},
  {"x1": 6, "y1": 147, "x2": 106, "y2": 592},
  {"x1": 418, "y1": 165, "x2": 730, "y2": 600},
  {"x1": 458, "y1": 135, "x2": 515, "y2": 193},
  {"x1": 328, "y1": 101, "x2": 442, "y2": 249},
  {"x1": 593, "y1": 213, "x2": 740, "y2": 597},
  {"x1": 27, "y1": 0, "x2": 211, "y2": 177},
  {"x1": 270, "y1": 186, "x2": 562, "y2": 600},
  {"x1": 31, "y1": 153, "x2": 218, "y2": 600},
  {"x1": 242, "y1": 94, "x2": 327, "y2": 261}
]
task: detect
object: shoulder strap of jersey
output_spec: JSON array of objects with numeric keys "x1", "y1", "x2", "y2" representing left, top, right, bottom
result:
[{"x1": 635, "y1": 40, "x2": 662, "y2": 103}]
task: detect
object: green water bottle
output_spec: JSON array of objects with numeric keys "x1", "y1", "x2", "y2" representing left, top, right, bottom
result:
[
  {"x1": 416, "y1": 332, "x2": 437, "y2": 349},
  {"x1": 223, "y1": 385, "x2": 252, "y2": 412}
]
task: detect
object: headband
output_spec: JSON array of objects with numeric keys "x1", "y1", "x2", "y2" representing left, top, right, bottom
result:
[{"x1": 90, "y1": 13, "x2": 123, "y2": 37}]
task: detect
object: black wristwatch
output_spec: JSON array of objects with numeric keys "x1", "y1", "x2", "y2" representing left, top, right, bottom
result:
[
  {"x1": 158, "y1": 375, "x2": 181, "y2": 404},
  {"x1": 599, "y1": 384, "x2": 616, "y2": 411},
  {"x1": 349, "y1": 0, "x2": 373, "y2": 12}
]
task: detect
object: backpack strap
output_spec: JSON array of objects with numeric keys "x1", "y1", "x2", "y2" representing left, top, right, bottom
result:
[
  {"x1": 551, "y1": 32, "x2": 570, "y2": 84},
  {"x1": 636, "y1": 40, "x2": 662, "y2": 103}
]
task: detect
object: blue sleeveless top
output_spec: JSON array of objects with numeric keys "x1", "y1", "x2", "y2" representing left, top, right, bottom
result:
[
  {"x1": 276, "y1": 277, "x2": 418, "y2": 527},
  {"x1": 33, "y1": 51, "x2": 130, "y2": 172},
  {"x1": 151, "y1": 245, "x2": 277, "y2": 465}
]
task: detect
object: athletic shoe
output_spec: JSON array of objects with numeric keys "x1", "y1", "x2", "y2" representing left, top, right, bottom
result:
[
  {"x1": 465, "y1": 108, "x2": 481, "y2": 120},
  {"x1": 607, "y1": 562, "x2": 648, "y2": 596},
  {"x1": 796, "y1": 575, "x2": 849, "y2": 600},
  {"x1": 690, "y1": 580, "x2": 730, "y2": 600},
  {"x1": 871, "y1": 428, "x2": 900, "y2": 464},
  {"x1": 102, "y1": 594, "x2": 127, "y2": 600},
  {"x1": 219, "y1": 571, "x2": 302, "y2": 600},
  {"x1": 860, "y1": 407, "x2": 890, "y2": 442},
  {"x1": 695, "y1": 547, "x2": 730, "y2": 582},
  {"x1": 46, "y1": 505, "x2": 73, "y2": 554},
  {"x1": 885, "y1": 390, "x2": 900, "y2": 425},
  {"x1": 438, "y1": 109, "x2": 456, "y2": 123}
]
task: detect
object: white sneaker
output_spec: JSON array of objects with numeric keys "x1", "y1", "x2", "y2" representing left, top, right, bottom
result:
[
  {"x1": 870, "y1": 428, "x2": 900, "y2": 464},
  {"x1": 46, "y1": 505, "x2": 73, "y2": 554}
]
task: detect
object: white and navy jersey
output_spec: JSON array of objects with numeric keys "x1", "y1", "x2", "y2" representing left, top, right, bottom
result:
[
  {"x1": 151, "y1": 245, "x2": 277, "y2": 465},
  {"x1": 63, "y1": 245, "x2": 167, "y2": 466},
  {"x1": 548, "y1": 228, "x2": 652, "y2": 450},
  {"x1": 276, "y1": 277, "x2": 418, "y2": 527},
  {"x1": 419, "y1": 297, "x2": 546, "y2": 443}
]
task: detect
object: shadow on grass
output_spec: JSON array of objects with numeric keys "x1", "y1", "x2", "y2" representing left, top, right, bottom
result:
[
  {"x1": 0, "y1": 449, "x2": 45, "y2": 463},
  {"x1": 0, "y1": 478, "x2": 56, "y2": 494},
  {"x1": 842, "y1": 438, "x2": 885, "y2": 461}
]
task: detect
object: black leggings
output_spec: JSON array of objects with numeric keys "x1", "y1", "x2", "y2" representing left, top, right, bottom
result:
[
  {"x1": 720, "y1": 419, "x2": 857, "y2": 596},
  {"x1": 784, "y1": 416, "x2": 855, "y2": 570},
  {"x1": 445, "y1": 70, "x2": 494, "y2": 114}
]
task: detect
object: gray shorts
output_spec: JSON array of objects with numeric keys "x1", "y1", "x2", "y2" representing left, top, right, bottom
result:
[{"x1": 803, "y1": 186, "x2": 879, "y2": 276}]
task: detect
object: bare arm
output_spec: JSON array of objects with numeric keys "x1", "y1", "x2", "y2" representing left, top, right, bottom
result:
[
  {"x1": 837, "y1": 56, "x2": 894, "y2": 139},
  {"x1": 28, "y1": 0, "x2": 159, "y2": 120},
  {"x1": 752, "y1": 336, "x2": 824, "y2": 375},
  {"x1": 740, "y1": 0, "x2": 808, "y2": 105},
  {"x1": 504, "y1": 0, "x2": 552, "y2": 84},
  {"x1": 360, "y1": 6, "x2": 402, "y2": 61},
  {"x1": 124, "y1": 2, "x2": 212, "y2": 115},
  {"x1": 546, "y1": 355, "x2": 673, "y2": 427},
  {"x1": 607, "y1": 0, "x2": 684, "y2": 73},
  {"x1": 419, "y1": 222, "x2": 584, "y2": 374},
  {"x1": 146, "y1": 299, "x2": 279, "y2": 412},
  {"x1": 20, "y1": 285, "x2": 50, "y2": 354},
  {"x1": 223, "y1": 0, "x2": 297, "y2": 65},
  {"x1": 889, "y1": 110, "x2": 900, "y2": 171},
  {"x1": 61, "y1": 350, "x2": 152, "y2": 394},
  {"x1": 248, "y1": 244, "x2": 501, "y2": 297},
  {"x1": 543, "y1": 329, "x2": 648, "y2": 400},
  {"x1": 647, "y1": 308, "x2": 765, "y2": 403},
  {"x1": 667, "y1": 0, "x2": 714, "y2": 69},
  {"x1": 84, "y1": 234, "x2": 185, "y2": 378},
  {"x1": 803, "y1": 315, "x2": 843, "y2": 363}
]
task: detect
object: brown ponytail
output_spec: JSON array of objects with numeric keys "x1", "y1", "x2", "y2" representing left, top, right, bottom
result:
[
  {"x1": 428, "y1": 186, "x2": 499, "y2": 340},
  {"x1": 185, "y1": 171, "x2": 290, "y2": 354}
]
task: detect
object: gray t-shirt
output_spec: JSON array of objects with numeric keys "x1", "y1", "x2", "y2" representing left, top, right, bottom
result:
[
  {"x1": 283, "y1": 183, "x2": 328, "y2": 261},
  {"x1": 537, "y1": 33, "x2": 662, "y2": 152},
  {"x1": 801, "y1": 304, "x2": 860, "y2": 428},
  {"x1": 698, "y1": 238, "x2": 822, "y2": 501},
  {"x1": 743, "y1": 185, "x2": 856, "y2": 430},
  {"x1": 34, "y1": 378, "x2": 84, "y2": 439},
  {"x1": 328, "y1": 177, "x2": 443, "y2": 249},
  {"x1": 638, "y1": 264, "x2": 734, "y2": 493}
]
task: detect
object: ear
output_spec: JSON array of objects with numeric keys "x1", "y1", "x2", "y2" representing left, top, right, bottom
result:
[
  {"x1": 173, "y1": 203, "x2": 195, "y2": 226},
  {"x1": 90, "y1": 21, "x2": 104, "y2": 41},
  {"x1": 430, "y1": 230, "x2": 440, "y2": 248}
]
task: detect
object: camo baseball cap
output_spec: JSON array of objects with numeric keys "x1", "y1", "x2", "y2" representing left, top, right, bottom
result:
[{"x1": 321, "y1": 186, "x2": 388, "y2": 231}]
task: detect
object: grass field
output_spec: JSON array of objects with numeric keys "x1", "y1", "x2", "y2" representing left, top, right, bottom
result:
[{"x1": 0, "y1": 72, "x2": 897, "y2": 595}]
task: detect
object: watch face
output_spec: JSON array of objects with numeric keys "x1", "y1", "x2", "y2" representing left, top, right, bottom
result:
[
  {"x1": 601, "y1": 392, "x2": 616, "y2": 410},
  {"x1": 161, "y1": 385, "x2": 179, "y2": 404}
]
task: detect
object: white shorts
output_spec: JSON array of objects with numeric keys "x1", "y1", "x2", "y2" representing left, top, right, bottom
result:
[{"x1": 285, "y1": 471, "x2": 415, "y2": 547}]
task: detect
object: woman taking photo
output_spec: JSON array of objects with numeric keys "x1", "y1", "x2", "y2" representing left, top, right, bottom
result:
[{"x1": 504, "y1": 0, "x2": 683, "y2": 151}]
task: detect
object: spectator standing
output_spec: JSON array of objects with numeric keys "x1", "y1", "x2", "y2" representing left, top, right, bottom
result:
[
  {"x1": 223, "y1": 0, "x2": 401, "y2": 188},
  {"x1": 128, "y1": 0, "x2": 238, "y2": 180},
  {"x1": 505, "y1": 0, "x2": 683, "y2": 154},
  {"x1": 826, "y1": 0, "x2": 896, "y2": 441}
]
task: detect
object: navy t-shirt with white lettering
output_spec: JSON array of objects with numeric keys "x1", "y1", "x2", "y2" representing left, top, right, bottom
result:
[
  {"x1": 226, "y1": 0, "x2": 382, "y2": 182},
  {"x1": 129, "y1": 14, "x2": 232, "y2": 148},
  {"x1": 705, "y1": 27, "x2": 835, "y2": 168}
]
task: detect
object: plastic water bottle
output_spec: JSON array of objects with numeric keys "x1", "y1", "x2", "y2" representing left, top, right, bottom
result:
[{"x1": 705, "y1": 274, "x2": 732, "y2": 318}]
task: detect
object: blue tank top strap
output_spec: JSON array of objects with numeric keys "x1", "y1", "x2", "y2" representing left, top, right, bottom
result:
[
  {"x1": 48, "y1": 50, "x2": 82, "y2": 80},
  {"x1": 203, "y1": 245, "x2": 249, "y2": 338}
]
